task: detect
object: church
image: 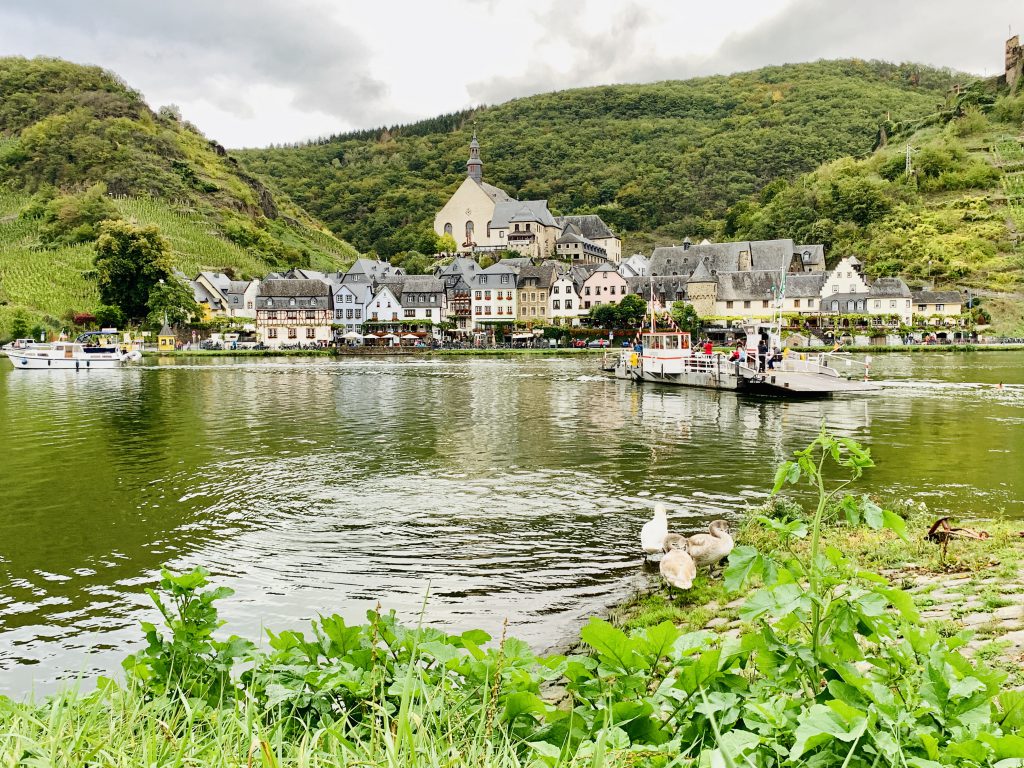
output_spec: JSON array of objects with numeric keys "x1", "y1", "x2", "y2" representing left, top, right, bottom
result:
[{"x1": 433, "y1": 135, "x2": 621, "y2": 263}]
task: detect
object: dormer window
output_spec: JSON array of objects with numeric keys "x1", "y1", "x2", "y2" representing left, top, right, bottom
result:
[{"x1": 289, "y1": 298, "x2": 296, "y2": 306}]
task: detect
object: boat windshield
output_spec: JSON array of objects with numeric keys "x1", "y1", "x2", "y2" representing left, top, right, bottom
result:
[{"x1": 642, "y1": 332, "x2": 691, "y2": 350}]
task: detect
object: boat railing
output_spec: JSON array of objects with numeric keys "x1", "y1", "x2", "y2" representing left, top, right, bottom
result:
[{"x1": 781, "y1": 350, "x2": 872, "y2": 379}]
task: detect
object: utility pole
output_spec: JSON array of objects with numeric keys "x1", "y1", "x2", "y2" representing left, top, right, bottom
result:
[{"x1": 905, "y1": 143, "x2": 913, "y2": 176}]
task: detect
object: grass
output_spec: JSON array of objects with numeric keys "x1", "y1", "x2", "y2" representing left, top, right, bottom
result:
[{"x1": 0, "y1": 679, "x2": 526, "y2": 768}]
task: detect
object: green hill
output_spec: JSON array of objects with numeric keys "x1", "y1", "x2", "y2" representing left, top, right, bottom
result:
[
  {"x1": 237, "y1": 60, "x2": 960, "y2": 256},
  {"x1": 726, "y1": 80, "x2": 1024, "y2": 332},
  {"x1": 0, "y1": 57, "x2": 359, "y2": 337}
]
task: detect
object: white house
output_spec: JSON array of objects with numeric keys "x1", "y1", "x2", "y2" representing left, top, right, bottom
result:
[
  {"x1": 366, "y1": 285, "x2": 403, "y2": 324},
  {"x1": 332, "y1": 282, "x2": 372, "y2": 336},
  {"x1": 469, "y1": 262, "x2": 518, "y2": 328},
  {"x1": 549, "y1": 270, "x2": 584, "y2": 325}
]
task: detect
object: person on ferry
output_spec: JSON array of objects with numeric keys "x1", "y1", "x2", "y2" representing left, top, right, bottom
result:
[
  {"x1": 703, "y1": 338, "x2": 713, "y2": 356},
  {"x1": 757, "y1": 338, "x2": 768, "y2": 371}
]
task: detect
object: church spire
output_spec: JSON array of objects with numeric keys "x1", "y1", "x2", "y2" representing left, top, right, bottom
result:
[{"x1": 466, "y1": 131, "x2": 483, "y2": 183}]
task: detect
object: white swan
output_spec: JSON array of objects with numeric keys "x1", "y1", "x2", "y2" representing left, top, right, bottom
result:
[
  {"x1": 686, "y1": 520, "x2": 734, "y2": 571},
  {"x1": 660, "y1": 537, "x2": 696, "y2": 592},
  {"x1": 640, "y1": 502, "x2": 669, "y2": 560}
]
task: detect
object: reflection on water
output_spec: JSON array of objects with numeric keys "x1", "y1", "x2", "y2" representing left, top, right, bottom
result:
[{"x1": 0, "y1": 352, "x2": 1022, "y2": 694}]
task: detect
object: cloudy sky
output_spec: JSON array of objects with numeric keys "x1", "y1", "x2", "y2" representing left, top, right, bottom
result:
[{"x1": 0, "y1": 0, "x2": 1019, "y2": 147}]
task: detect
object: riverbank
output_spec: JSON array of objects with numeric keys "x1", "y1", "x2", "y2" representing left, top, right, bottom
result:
[
  {"x1": 791, "y1": 343, "x2": 1024, "y2": 353},
  {"x1": 610, "y1": 498, "x2": 1024, "y2": 685},
  {"x1": 143, "y1": 347, "x2": 608, "y2": 359}
]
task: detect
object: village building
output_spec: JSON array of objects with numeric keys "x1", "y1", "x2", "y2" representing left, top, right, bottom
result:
[
  {"x1": 469, "y1": 261, "x2": 519, "y2": 328},
  {"x1": 555, "y1": 222, "x2": 608, "y2": 264},
  {"x1": 436, "y1": 257, "x2": 478, "y2": 332},
  {"x1": 516, "y1": 264, "x2": 557, "y2": 325},
  {"x1": 619, "y1": 254, "x2": 650, "y2": 278},
  {"x1": 433, "y1": 135, "x2": 620, "y2": 262},
  {"x1": 912, "y1": 289, "x2": 964, "y2": 322},
  {"x1": 397, "y1": 276, "x2": 447, "y2": 338},
  {"x1": 579, "y1": 263, "x2": 629, "y2": 311},
  {"x1": 549, "y1": 270, "x2": 584, "y2": 325},
  {"x1": 255, "y1": 279, "x2": 333, "y2": 348},
  {"x1": 331, "y1": 281, "x2": 372, "y2": 337},
  {"x1": 365, "y1": 284, "x2": 403, "y2": 324}
]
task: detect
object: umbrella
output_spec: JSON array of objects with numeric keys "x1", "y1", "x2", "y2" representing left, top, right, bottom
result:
[
  {"x1": 342, "y1": 331, "x2": 362, "y2": 339},
  {"x1": 362, "y1": 333, "x2": 379, "y2": 339},
  {"x1": 402, "y1": 333, "x2": 419, "y2": 339},
  {"x1": 383, "y1": 333, "x2": 400, "y2": 339}
]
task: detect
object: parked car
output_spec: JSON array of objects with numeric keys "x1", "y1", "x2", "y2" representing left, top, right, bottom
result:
[
  {"x1": 587, "y1": 339, "x2": 610, "y2": 348},
  {"x1": 572, "y1": 339, "x2": 587, "y2": 348}
]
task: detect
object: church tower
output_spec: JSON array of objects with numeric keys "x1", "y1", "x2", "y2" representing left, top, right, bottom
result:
[{"x1": 467, "y1": 132, "x2": 483, "y2": 183}]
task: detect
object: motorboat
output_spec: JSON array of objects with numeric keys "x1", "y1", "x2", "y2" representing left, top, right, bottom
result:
[{"x1": 3, "y1": 331, "x2": 143, "y2": 370}]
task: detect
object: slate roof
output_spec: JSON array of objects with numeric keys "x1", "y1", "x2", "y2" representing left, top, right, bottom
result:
[
  {"x1": 554, "y1": 214, "x2": 615, "y2": 241},
  {"x1": 869, "y1": 278, "x2": 911, "y2": 298},
  {"x1": 516, "y1": 265, "x2": 556, "y2": 289},
  {"x1": 477, "y1": 180, "x2": 514, "y2": 203},
  {"x1": 400, "y1": 275, "x2": 446, "y2": 294},
  {"x1": 258, "y1": 279, "x2": 331, "y2": 298},
  {"x1": 190, "y1": 281, "x2": 223, "y2": 309},
  {"x1": 686, "y1": 259, "x2": 715, "y2": 284},
  {"x1": 783, "y1": 273, "x2": 826, "y2": 298},
  {"x1": 650, "y1": 239, "x2": 796, "y2": 277},
  {"x1": 912, "y1": 290, "x2": 962, "y2": 304},
  {"x1": 716, "y1": 271, "x2": 784, "y2": 302},
  {"x1": 491, "y1": 200, "x2": 557, "y2": 229},
  {"x1": 794, "y1": 244, "x2": 825, "y2": 267}
]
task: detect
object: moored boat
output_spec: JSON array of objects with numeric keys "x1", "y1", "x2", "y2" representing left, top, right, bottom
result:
[{"x1": 3, "y1": 331, "x2": 143, "y2": 371}]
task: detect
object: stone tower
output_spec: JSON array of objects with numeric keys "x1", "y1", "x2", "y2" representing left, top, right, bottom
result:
[
  {"x1": 467, "y1": 132, "x2": 483, "y2": 183},
  {"x1": 1007, "y1": 35, "x2": 1023, "y2": 92}
]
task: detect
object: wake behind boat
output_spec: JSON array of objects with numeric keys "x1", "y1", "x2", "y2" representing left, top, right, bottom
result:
[{"x1": 3, "y1": 331, "x2": 143, "y2": 370}]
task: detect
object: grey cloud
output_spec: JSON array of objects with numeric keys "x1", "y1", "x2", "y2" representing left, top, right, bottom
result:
[
  {"x1": 0, "y1": 0, "x2": 392, "y2": 130},
  {"x1": 469, "y1": 0, "x2": 1021, "y2": 105}
]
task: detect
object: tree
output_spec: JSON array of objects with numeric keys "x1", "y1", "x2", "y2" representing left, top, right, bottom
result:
[
  {"x1": 7, "y1": 310, "x2": 30, "y2": 341},
  {"x1": 671, "y1": 302, "x2": 702, "y2": 337},
  {"x1": 616, "y1": 294, "x2": 647, "y2": 327},
  {"x1": 39, "y1": 182, "x2": 121, "y2": 245},
  {"x1": 147, "y1": 277, "x2": 199, "y2": 327},
  {"x1": 437, "y1": 233, "x2": 458, "y2": 254},
  {"x1": 390, "y1": 250, "x2": 434, "y2": 275},
  {"x1": 94, "y1": 221, "x2": 175, "y2": 322},
  {"x1": 589, "y1": 304, "x2": 619, "y2": 328},
  {"x1": 94, "y1": 304, "x2": 126, "y2": 329}
]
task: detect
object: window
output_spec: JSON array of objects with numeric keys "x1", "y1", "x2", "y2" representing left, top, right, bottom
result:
[
  {"x1": 847, "y1": 300, "x2": 855, "y2": 312},
  {"x1": 849, "y1": 284, "x2": 857, "y2": 292},
  {"x1": 918, "y1": 304, "x2": 927, "y2": 312},
  {"x1": 310, "y1": 298, "x2": 317, "y2": 306},
  {"x1": 267, "y1": 299, "x2": 274, "y2": 307},
  {"x1": 553, "y1": 285, "x2": 560, "y2": 294},
  {"x1": 553, "y1": 300, "x2": 561, "y2": 310},
  {"x1": 268, "y1": 311, "x2": 278, "y2": 320},
  {"x1": 425, "y1": 309, "x2": 432, "y2": 318},
  {"x1": 268, "y1": 328, "x2": 277, "y2": 338},
  {"x1": 475, "y1": 291, "x2": 481, "y2": 300},
  {"x1": 429, "y1": 295, "x2": 436, "y2": 303},
  {"x1": 287, "y1": 311, "x2": 297, "y2": 320},
  {"x1": 354, "y1": 309, "x2": 362, "y2": 319},
  {"x1": 466, "y1": 220, "x2": 474, "y2": 239},
  {"x1": 762, "y1": 300, "x2": 769, "y2": 308},
  {"x1": 501, "y1": 274, "x2": 509, "y2": 284},
  {"x1": 585, "y1": 287, "x2": 591, "y2": 295},
  {"x1": 743, "y1": 301, "x2": 751, "y2": 309},
  {"x1": 346, "y1": 294, "x2": 353, "y2": 303},
  {"x1": 514, "y1": 223, "x2": 520, "y2": 232},
  {"x1": 726, "y1": 301, "x2": 733, "y2": 309},
  {"x1": 610, "y1": 286, "x2": 616, "y2": 296},
  {"x1": 539, "y1": 307, "x2": 545, "y2": 315},
  {"x1": 531, "y1": 307, "x2": 537, "y2": 316},
  {"x1": 335, "y1": 309, "x2": 344, "y2": 320},
  {"x1": 484, "y1": 290, "x2": 491, "y2": 300},
  {"x1": 306, "y1": 328, "x2": 315, "y2": 339},
  {"x1": 889, "y1": 300, "x2": 896, "y2": 308},
  {"x1": 247, "y1": 301, "x2": 253, "y2": 309},
  {"x1": 874, "y1": 300, "x2": 881, "y2": 308},
  {"x1": 794, "y1": 299, "x2": 801, "y2": 308},
  {"x1": 474, "y1": 306, "x2": 481, "y2": 315},
  {"x1": 540, "y1": 292, "x2": 545, "y2": 301},
  {"x1": 499, "y1": 231, "x2": 504, "y2": 239},
  {"x1": 346, "y1": 309, "x2": 354, "y2": 320},
  {"x1": 565, "y1": 300, "x2": 573, "y2": 309},
  {"x1": 305, "y1": 310, "x2": 315, "y2": 319},
  {"x1": 405, "y1": 309, "x2": 415, "y2": 318},
  {"x1": 936, "y1": 303, "x2": 944, "y2": 311},
  {"x1": 288, "y1": 327, "x2": 297, "y2": 339},
  {"x1": 521, "y1": 306, "x2": 527, "y2": 315},
  {"x1": 584, "y1": 301, "x2": 591, "y2": 309},
  {"x1": 480, "y1": 276, "x2": 488, "y2": 285},
  {"x1": 831, "y1": 300, "x2": 839, "y2": 312},
  {"x1": 808, "y1": 299, "x2": 815, "y2": 308},
  {"x1": 289, "y1": 298, "x2": 296, "y2": 306},
  {"x1": 444, "y1": 223, "x2": 452, "y2": 235},
  {"x1": 486, "y1": 221, "x2": 492, "y2": 237},
  {"x1": 232, "y1": 296, "x2": 239, "y2": 304},
  {"x1": 833, "y1": 285, "x2": 839, "y2": 293},
  {"x1": 485, "y1": 306, "x2": 491, "y2": 314}
]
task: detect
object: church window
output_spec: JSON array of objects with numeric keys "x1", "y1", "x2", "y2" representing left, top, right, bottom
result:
[
  {"x1": 486, "y1": 221, "x2": 492, "y2": 237},
  {"x1": 444, "y1": 223, "x2": 452, "y2": 235},
  {"x1": 466, "y1": 221, "x2": 474, "y2": 238}
]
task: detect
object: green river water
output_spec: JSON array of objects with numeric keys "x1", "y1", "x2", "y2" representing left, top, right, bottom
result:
[{"x1": 0, "y1": 351, "x2": 1021, "y2": 693}]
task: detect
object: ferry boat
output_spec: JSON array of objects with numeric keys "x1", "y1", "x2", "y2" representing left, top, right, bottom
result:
[{"x1": 3, "y1": 331, "x2": 143, "y2": 371}]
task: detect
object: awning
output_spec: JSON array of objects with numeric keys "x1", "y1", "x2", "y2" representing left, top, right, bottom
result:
[{"x1": 342, "y1": 331, "x2": 363, "y2": 339}]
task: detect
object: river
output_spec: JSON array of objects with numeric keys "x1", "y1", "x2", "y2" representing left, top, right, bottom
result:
[{"x1": 1, "y1": 351, "x2": 1022, "y2": 694}]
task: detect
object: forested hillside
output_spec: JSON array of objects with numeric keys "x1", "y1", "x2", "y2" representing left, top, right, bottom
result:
[
  {"x1": 238, "y1": 60, "x2": 960, "y2": 256},
  {"x1": 0, "y1": 57, "x2": 358, "y2": 336}
]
